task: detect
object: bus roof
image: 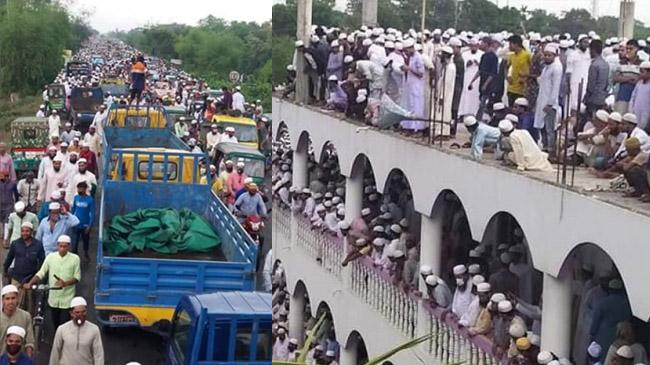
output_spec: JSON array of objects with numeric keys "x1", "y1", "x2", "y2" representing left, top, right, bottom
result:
[
  {"x1": 194, "y1": 291, "x2": 271, "y2": 316},
  {"x1": 212, "y1": 114, "x2": 256, "y2": 126}
]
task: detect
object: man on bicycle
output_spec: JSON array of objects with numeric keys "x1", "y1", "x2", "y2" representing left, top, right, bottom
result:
[
  {"x1": 0, "y1": 285, "x2": 35, "y2": 358},
  {"x1": 3, "y1": 222, "x2": 44, "y2": 314}
]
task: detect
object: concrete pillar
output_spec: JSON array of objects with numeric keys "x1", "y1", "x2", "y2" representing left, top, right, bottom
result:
[
  {"x1": 618, "y1": 0, "x2": 635, "y2": 39},
  {"x1": 340, "y1": 343, "x2": 358, "y2": 365},
  {"x1": 344, "y1": 175, "x2": 364, "y2": 223},
  {"x1": 416, "y1": 212, "x2": 443, "y2": 353},
  {"x1": 540, "y1": 273, "x2": 572, "y2": 358},
  {"x1": 289, "y1": 292, "x2": 306, "y2": 344},
  {"x1": 292, "y1": 146, "x2": 308, "y2": 190},
  {"x1": 361, "y1": 0, "x2": 378, "y2": 27},
  {"x1": 295, "y1": 0, "x2": 312, "y2": 103}
]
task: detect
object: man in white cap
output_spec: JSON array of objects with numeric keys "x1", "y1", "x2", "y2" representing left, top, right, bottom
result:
[
  {"x1": 325, "y1": 349, "x2": 339, "y2": 365},
  {"x1": 287, "y1": 338, "x2": 300, "y2": 361},
  {"x1": 629, "y1": 60, "x2": 650, "y2": 130},
  {"x1": 206, "y1": 124, "x2": 223, "y2": 154},
  {"x1": 38, "y1": 146, "x2": 58, "y2": 180},
  {"x1": 615, "y1": 113, "x2": 650, "y2": 160},
  {"x1": 83, "y1": 124, "x2": 101, "y2": 156},
  {"x1": 492, "y1": 300, "x2": 527, "y2": 357},
  {"x1": 37, "y1": 154, "x2": 67, "y2": 204},
  {"x1": 463, "y1": 115, "x2": 502, "y2": 161},
  {"x1": 535, "y1": 43, "x2": 563, "y2": 158},
  {"x1": 2, "y1": 325, "x2": 34, "y2": 364},
  {"x1": 3, "y1": 221, "x2": 43, "y2": 313},
  {"x1": 174, "y1": 116, "x2": 188, "y2": 139},
  {"x1": 6, "y1": 201, "x2": 38, "y2": 245},
  {"x1": 327, "y1": 40, "x2": 344, "y2": 81},
  {"x1": 0, "y1": 286, "x2": 35, "y2": 357},
  {"x1": 432, "y1": 46, "x2": 457, "y2": 137},
  {"x1": 48, "y1": 108, "x2": 61, "y2": 138},
  {"x1": 587, "y1": 341, "x2": 602, "y2": 365},
  {"x1": 60, "y1": 123, "x2": 75, "y2": 145},
  {"x1": 221, "y1": 126, "x2": 239, "y2": 144},
  {"x1": 24, "y1": 234, "x2": 80, "y2": 329},
  {"x1": 91, "y1": 104, "x2": 108, "y2": 138},
  {"x1": 451, "y1": 264, "x2": 473, "y2": 319},
  {"x1": 272, "y1": 327, "x2": 290, "y2": 360},
  {"x1": 399, "y1": 38, "x2": 427, "y2": 134},
  {"x1": 458, "y1": 38, "x2": 484, "y2": 118},
  {"x1": 566, "y1": 35, "x2": 592, "y2": 113},
  {"x1": 225, "y1": 160, "x2": 248, "y2": 207},
  {"x1": 499, "y1": 119, "x2": 553, "y2": 171},
  {"x1": 232, "y1": 85, "x2": 246, "y2": 113},
  {"x1": 424, "y1": 274, "x2": 453, "y2": 308},
  {"x1": 459, "y1": 282, "x2": 491, "y2": 328},
  {"x1": 36, "y1": 104, "x2": 46, "y2": 118},
  {"x1": 325, "y1": 75, "x2": 347, "y2": 112},
  {"x1": 50, "y1": 296, "x2": 104, "y2": 365},
  {"x1": 66, "y1": 157, "x2": 97, "y2": 204}
]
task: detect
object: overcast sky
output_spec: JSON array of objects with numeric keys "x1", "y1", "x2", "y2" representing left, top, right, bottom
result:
[{"x1": 69, "y1": 0, "x2": 272, "y2": 33}]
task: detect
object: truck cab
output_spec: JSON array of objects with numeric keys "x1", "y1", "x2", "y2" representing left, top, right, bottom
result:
[{"x1": 167, "y1": 292, "x2": 271, "y2": 365}]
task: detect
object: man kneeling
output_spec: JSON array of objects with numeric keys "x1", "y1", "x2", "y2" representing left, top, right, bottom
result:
[{"x1": 498, "y1": 119, "x2": 553, "y2": 171}]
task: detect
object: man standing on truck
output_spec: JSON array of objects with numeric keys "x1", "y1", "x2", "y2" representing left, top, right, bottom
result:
[
  {"x1": 129, "y1": 55, "x2": 147, "y2": 105},
  {"x1": 49, "y1": 296, "x2": 104, "y2": 365},
  {"x1": 24, "y1": 234, "x2": 80, "y2": 330},
  {"x1": 35, "y1": 202, "x2": 80, "y2": 255}
]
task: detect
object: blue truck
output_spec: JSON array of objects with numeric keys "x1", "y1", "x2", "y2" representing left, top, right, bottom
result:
[
  {"x1": 95, "y1": 117, "x2": 259, "y2": 333},
  {"x1": 166, "y1": 291, "x2": 271, "y2": 364}
]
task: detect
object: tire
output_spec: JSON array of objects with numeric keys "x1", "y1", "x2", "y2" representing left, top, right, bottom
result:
[{"x1": 32, "y1": 324, "x2": 41, "y2": 353}]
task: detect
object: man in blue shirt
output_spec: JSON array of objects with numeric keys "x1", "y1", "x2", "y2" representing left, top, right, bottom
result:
[
  {"x1": 235, "y1": 183, "x2": 267, "y2": 221},
  {"x1": 70, "y1": 181, "x2": 94, "y2": 260},
  {"x1": 35, "y1": 202, "x2": 80, "y2": 255},
  {"x1": 463, "y1": 116, "x2": 502, "y2": 161},
  {"x1": 1, "y1": 326, "x2": 35, "y2": 365}
]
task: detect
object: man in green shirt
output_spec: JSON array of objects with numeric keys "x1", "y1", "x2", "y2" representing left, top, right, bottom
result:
[
  {"x1": 0, "y1": 284, "x2": 35, "y2": 357},
  {"x1": 24, "y1": 234, "x2": 80, "y2": 330}
]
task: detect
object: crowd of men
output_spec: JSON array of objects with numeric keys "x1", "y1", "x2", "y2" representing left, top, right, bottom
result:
[{"x1": 281, "y1": 25, "x2": 650, "y2": 200}]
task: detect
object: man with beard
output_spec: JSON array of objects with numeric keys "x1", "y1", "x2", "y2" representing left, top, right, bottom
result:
[
  {"x1": 0, "y1": 286, "x2": 35, "y2": 358},
  {"x1": 66, "y1": 158, "x2": 96, "y2": 204},
  {"x1": 78, "y1": 142, "x2": 98, "y2": 176},
  {"x1": 0, "y1": 326, "x2": 35, "y2": 365},
  {"x1": 534, "y1": 43, "x2": 563, "y2": 157},
  {"x1": 458, "y1": 38, "x2": 483, "y2": 119},
  {"x1": 0, "y1": 171, "x2": 17, "y2": 258},
  {"x1": 3, "y1": 222, "x2": 43, "y2": 314},
  {"x1": 451, "y1": 264, "x2": 473, "y2": 319},
  {"x1": 16, "y1": 172, "x2": 39, "y2": 213},
  {"x1": 37, "y1": 146, "x2": 58, "y2": 180},
  {"x1": 37, "y1": 156, "x2": 67, "y2": 205},
  {"x1": 460, "y1": 282, "x2": 491, "y2": 328},
  {"x1": 226, "y1": 161, "x2": 248, "y2": 207},
  {"x1": 49, "y1": 297, "x2": 104, "y2": 365},
  {"x1": 567, "y1": 35, "x2": 593, "y2": 114},
  {"x1": 6, "y1": 202, "x2": 39, "y2": 245},
  {"x1": 399, "y1": 39, "x2": 427, "y2": 134},
  {"x1": 234, "y1": 183, "x2": 267, "y2": 220}
]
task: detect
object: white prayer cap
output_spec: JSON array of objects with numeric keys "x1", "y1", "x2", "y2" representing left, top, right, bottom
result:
[
  {"x1": 286, "y1": 64, "x2": 295, "y2": 71},
  {"x1": 355, "y1": 238, "x2": 366, "y2": 245},
  {"x1": 294, "y1": 40, "x2": 304, "y2": 48},
  {"x1": 390, "y1": 224, "x2": 402, "y2": 234},
  {"x1": 559, "y1": 359, "x2": 572, "y2": 365},
  {"x1": 505, "y1": 114, "x2": 519, "y2": 123},
  {"x1": 225, "y1": 126, "x2": 235, "y2": 132},
  {"x1": 609, "y1": 279, "x2": 623, "y2": 289},
  {"x1": 447, "y1": 28, "x2": 456, "y2": 36},
  {"x1": 577, "y1": 34, "x2": 588, "y2": 41},
  {"x1": 595, "y1": 109, "x2": 610, "y2": 122},
  {"x1": 338, "y1": 33, "x2": 347, "y2": 40},
  {"x1": 623, "y1": 113, "x2": 638, "y2": 124},
  {"x1": 380, "y1": 212, "x2": 392, "y2": 220},
  {"x1": 472, "y1": 275, "x2": 485, "y2": 286},
  {"x1": 433, "y1": 28, "x2": 442, "y2": 35},
  {"x1": 469, "y1": 249, "x2": 481, "y2": 258},
  {"x1": 453, "y1": 264, "x2": 467, "y2": 275},
  {"x1": 425, "y1": 275, "x2": 439, "y2": 286},
  {"x1": 468, "y1": 37, "x2": 479, "y2": 45},
  {"x1": 440, "y1": 46, "x2": 453, "y2": 55},
  {"x1": 399, "y1": 218, "x2": 409, "y2": 227},
  {"x1": 368, "y1": 193, "x2": 378, "y2": 201},
  {"x1": 509, "y1": 322, "x2": 526, "y2": 338},
  {"x1": 468, "y1": 263, "x2": 481, "y2": 274},
  {"x1": 372, "y1": 238, "x2": 386, "y2": 246},
  {"x1": 588, "y1": 342, "x2": 602, "y2": 358},
  {"x1": 49, "y1": 202, "x2": 61, "y2": 210},
  {"x1": 21, "y1": 221, "x2": 33, "y2": 230},
  {"x1": 402, "y1": 39, "x2": 415, "y2": 48},
  {"x1": 323, "y1": 200, "x2": 332, "y2": 208},
  {"x1": 617, "y1": 345, "x2": 634, "y2": 359},
  {"x1": 449, "y1": 37, "x2": 462, "y2": 47},
  {"x1": 609, "y1": 112, "x2": 623, "y2": 123},
  {"x1": 477, "y1": 282, "x2": 491, "y2": 293},
  {"x1": 463, "y1": 115, "x2": 478, "y2": 127},
  {"x1": 356, "y1": 95, "x2": 367, "y2": 103},
  {"x1": 568, "y1": 39, "x2": 575, "y2": 47},
  {"x1": 493, "y1": 102, "x2": 506, "y2": 111},
  {"x1": 548, "y1": 361, "x2": 560, "y2": 365},
  {"x1": 394, "y1": 42, "x2": 403, "y2": 51},
  {"x1": 310, "y1": 35, "x2": 320, "y2": 43},
  {"x1": 14, "y1": 201, "x2": 25, "y2": 213},
  {"x1": 544, "y1": 43, "x2": 559, "y2": 54},
  {"x1": 375, "y1": 37, "x2": 385, "y2": 45},
  {"x1": 498, "y1": 300, "x2": 513, "y2": 313},
  {"x1": 330, "y1": 40, "x2": 339, "y2": 47},
  {"x1": 48, "y1": 145, "x2": 57, "y2": 151},
  {"x1": 390, "y1": 250, "x2": 405, "y2": 258},
  {"x1": 347, "y1": 35, "x2": 355, "y2": 43},
  {"x1": 338, "y1": 221, "x2": 350, "y2": 230},
  {"x1": 277, "y1": 327, "x2": 286, "y2": 334},
  {"x1": 328, "y1": 75, "x2": 338, "y2": 81},
  {"x1": 372, "y1": 225, "x2": 384, "y2": 233},
  {"x1": 289, "y1": 338, "x2": 299, "y2": 345},
  {"x1": 490, "y1": 293, "x2": 506, "y2": 303},
  {"x1": 640, "y1": 61, "x2": 650, "y2": 69},
  {"x1": 6, "y1": 325, "x2": 26, "y2": 338},
  {"x1": 538, "y1": 351, "x2": 553, "y2": 364},
  {"x1": 420, "y1": 265, "x2": 433, "y2": 275},
  {"x1": 1, "y1": 284, "x2": 18, "y2": 297},
  {"x1": 514, "y1": 97, "x2": 529, "y2": 107},
  {"x1": 326, "y1": 350, "x2": 336, "y2": 357},
  {"x1": 53, "y1": 155, "x2": 64, "y2": 162},
  {"x1": 385, "y1": 41, "x2": 395, "y2": 49},
  {"x1": 361, "y1": 208, "x2": 371, "y2": 216},
  {"x1": 58, "y1": 234, "x2": 71, "y2": 243},
  {"x1": 529, "y1": 333, "x2": 541, "y2": 346},
  {"x1": 362, "y1": 38, "x2": 372, "y2": 47},
  {"x1": 559, "y1": 40, "x2": 570, "y2": 49},
  {"x1": 70, "y1": 296, "x2": 87, "y2": 308},
  {"x1": 498, "y1": 119, "x2": 514, "y2": 133}
]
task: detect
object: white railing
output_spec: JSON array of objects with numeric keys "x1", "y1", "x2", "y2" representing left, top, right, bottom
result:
[
  {"x1": 425, "y1": 305, "x2": 498, "y2": 365},
  {"x1": 272, "y1": 201, "x2": 292, "y2": 245},
  {"x1": 294, "y1": 216, "x2": 343, "y2": 279},
  {"x1": 350, "y1": 257, "x2": 418, "y2": 338}
]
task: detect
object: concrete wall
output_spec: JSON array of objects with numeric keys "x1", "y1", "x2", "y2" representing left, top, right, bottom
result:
[{"x1": 273, "y1": 97, "x2": 650, "y2": 320}]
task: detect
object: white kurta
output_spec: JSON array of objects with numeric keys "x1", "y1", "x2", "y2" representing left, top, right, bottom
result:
[
  {"x1": 534, "y1": 58, "x2": 563, "y2": 129},
  {"x1": 566, "y1": 48, "x2": 591, "y2": 110},
  {"x1": 457, "y1": 50, "x2": 484, "y2": 116},
  {"x1": 232, "y1": 92, "x2": 245, "y2": 112},
  {"x1": 48, "y1": 115, "x2": 61, "y2": 137},
  {"x1": 452, "y1": 284, "x2": 474, "y2": 318},
  {"x1": 433, "y1": 61, "x2": 456, "y2": 137},
  {"x1": 506, "y1": 129, "x2": 553, "y2": 171}
]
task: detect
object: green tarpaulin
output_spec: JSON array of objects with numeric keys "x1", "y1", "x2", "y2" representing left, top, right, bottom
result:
[{"x1": 105, "y1": 208, "x2": 221, "y2": 256}]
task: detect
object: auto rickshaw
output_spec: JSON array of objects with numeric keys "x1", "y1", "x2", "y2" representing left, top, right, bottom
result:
[
  {"x1": 210, "y1": 114, "x2": 259, "y2": 150},
  {"x1": 47, "y1": 84, "x2": 67, "y2": 115},
  {"x1": 10, "y1": 117, "x2": 49, "y2": 174},
  {"x1": 107, "y1": 104, "x2": 168, "y2": 128},
  {"x1": 109, "y1": 147, "x2": 205, "y2": 184},
  {"x1": 163, "y1": 105, "x2": 187, "y2": 126},
  {"x1": 70, "y1": 87, "x2": 104, "y2": 133},
  {"x1": 212, "y1": 142, "x2": 265, "y2": 187}
]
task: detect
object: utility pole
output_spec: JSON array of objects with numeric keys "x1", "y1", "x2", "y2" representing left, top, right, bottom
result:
[
  {"x1": 591, "y1": 0, "x2": 599, "y2": 18},
  {"x1": 421, "y1": 0, "x2": 426, "y2": 33},
  {"x1": 361, "y1": 0, "x2": 378, "y2": 27},
  {"x1": 295, "y1": 0, "x2": 312, "y2": 104},
  {"x1": 618, "y1": 0, "x2": 635, "y2": 39}
]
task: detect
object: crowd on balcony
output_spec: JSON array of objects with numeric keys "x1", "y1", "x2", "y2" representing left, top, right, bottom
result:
[{"x1": 277, "y1": 25, "x2": 650, "y2": 200}]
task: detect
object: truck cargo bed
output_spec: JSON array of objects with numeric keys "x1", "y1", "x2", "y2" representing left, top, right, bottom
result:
[{"x1": 106, "y1": 247, "x2": 227, "y2": 261}]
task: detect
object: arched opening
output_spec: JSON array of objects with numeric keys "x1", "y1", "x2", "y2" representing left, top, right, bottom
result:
[
  {"x1": 345, "y1": 330, "x2": 369, "y2": 365},
  {"x1": 560, "y1": 243, "x2": 649, "y2": 365},
  {"x1": 303, "y1": 302, "x2": 340, "y2": 361},
  {"x1": 275, "y1": 121, "x2": 290, "y2": 142},
  {"x1": 431, "y1": 189, "x2": 473, "y2": 284},
  {"x1": 479, "y1": 212, "x2": 543, "y2": 306}
]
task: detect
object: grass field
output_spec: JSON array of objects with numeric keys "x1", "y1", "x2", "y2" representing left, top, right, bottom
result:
[{"x1": 0, "y1": 94, "x2": 43, "y2": 139}]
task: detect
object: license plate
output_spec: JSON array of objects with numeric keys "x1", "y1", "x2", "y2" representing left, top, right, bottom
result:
[{"x1": 109, "y1": 314, "x2": 136, "y2": 324}]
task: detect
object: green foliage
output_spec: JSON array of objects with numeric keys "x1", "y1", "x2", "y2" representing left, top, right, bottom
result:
[
  {"x1": 0, "y1": 0, "x2": 94, "y2": 95},
  {"x1": 115, "y1": 18, "x2": 271, "y2": 109},
  {"x1": 0, "y1": 95, "x2": 43, "y2": 138},
  {"x1": 273, "y1": 36, "x2": 295, "y2": 85}
]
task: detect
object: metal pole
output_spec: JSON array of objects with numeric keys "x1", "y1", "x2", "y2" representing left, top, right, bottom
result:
[
  {"x1": 571, "y1": 80, "x2": 584, "y2": 187},
  {"x1": 440, "y1": 65, "x2": 447, "y2": 147},
  {"x1": 421, "y1": 0, "x2": 427, "y2": 33}
]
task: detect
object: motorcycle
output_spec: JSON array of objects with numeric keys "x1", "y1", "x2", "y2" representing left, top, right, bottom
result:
[{"x1": 243, "y1": 214, "x2": 265, "y2": 269}]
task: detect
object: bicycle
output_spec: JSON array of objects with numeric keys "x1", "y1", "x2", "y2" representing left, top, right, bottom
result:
[{"x1": 31, "y1": 283, "x2": 60, "y2": 353}]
